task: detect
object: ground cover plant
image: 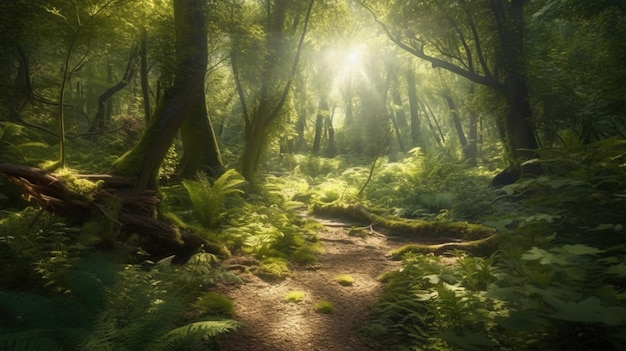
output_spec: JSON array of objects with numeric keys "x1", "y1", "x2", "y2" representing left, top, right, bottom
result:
[{"x1": 360, "y1": 139, "x2": 626, "y2": 350}]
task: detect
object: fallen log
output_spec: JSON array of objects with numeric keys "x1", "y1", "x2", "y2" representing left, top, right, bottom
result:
[
  {"x1": 310, "y1": 202, "x2": 500, "y2": 256},
  {"x1": 310, "y1": 202, "x2": 497, "y2": 240},
  {"x1": 0, "y1": 163, "x2": 216, "y2": 262}
]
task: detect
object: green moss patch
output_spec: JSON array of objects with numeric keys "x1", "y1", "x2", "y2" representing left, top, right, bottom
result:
[
  {"x1": 335, "y1": 274, "x2": 355, "y2": 286},
  {"x1": 284, "y1": 290, "x2": 306, "y2": 303}
]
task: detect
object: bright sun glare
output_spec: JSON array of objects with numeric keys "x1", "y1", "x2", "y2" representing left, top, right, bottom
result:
[{"x1": 346, "y1": 48, "x2": 361, "y2": 64}]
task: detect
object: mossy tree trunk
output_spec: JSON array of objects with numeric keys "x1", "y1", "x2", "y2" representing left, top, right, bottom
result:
[{"x1": 113, "y1": 0, "x2": 217, "y2": 191}]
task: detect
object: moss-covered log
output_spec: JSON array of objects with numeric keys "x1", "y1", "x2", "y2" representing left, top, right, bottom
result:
[
  {"x1": 388, "y1": 234, "x2": 501, "y2": 259},
  {"x1": 0, "y1": 163, "x2": 218, "y2": 261},
  {"x1": 310, "y1": 202, "x2": 497, "y2": 241}
]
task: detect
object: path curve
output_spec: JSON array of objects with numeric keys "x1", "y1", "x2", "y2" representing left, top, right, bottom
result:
[{"x1": 217, "y1": 219, "x2": 402, "y2": 351}]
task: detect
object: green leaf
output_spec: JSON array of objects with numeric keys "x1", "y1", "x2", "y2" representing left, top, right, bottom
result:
[{"x1": 521, "y1": 247, "x2": 564, "y2": 265}]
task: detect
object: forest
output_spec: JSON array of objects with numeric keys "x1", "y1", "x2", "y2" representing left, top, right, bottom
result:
[{"x1": 1, "y1": 0, "x2": 625, "y2": 350}]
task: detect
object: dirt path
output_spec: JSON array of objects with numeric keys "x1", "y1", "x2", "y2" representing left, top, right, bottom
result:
[{"x1": 217, "y1": 218, "x2": 403, "y2": 351}]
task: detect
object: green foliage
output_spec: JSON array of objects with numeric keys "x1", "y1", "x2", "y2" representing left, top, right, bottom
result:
[
  {"x1": 366, "y1": 139, "x2": 626, "y2": 350},
  {"x1": 495, "y1": 138, "x2": 626, "y2": 247},
  {"x1": 152, "y1": 320, "x2": 240, "y2": 351},
  {"x1": 299, "y1": 149, "x2": 495, "y2": 219},
  {"x1": 215, "y1": 175, "x2": 320, "y2": 275},
  {"x1": 0, "y1": 209, "x2": 91, "y2": 291},
  {"x1": 365, "y1": 253, "x2": 499, "y2": 350},
  {"x1": 0, "y1": 251, "x2": 239, "y2": 351},
  {"x1": 193, "y1": 292, "x2": 235, "y2": 318},
  {"x1": 182, "y1": 169, "x2": 246, "y2": 229},
  {"x1": 159, "y1": 144, "x2": 180, "y2": 185}
]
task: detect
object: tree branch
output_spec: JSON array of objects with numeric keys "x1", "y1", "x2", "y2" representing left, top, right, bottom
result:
[{"x1": 359, "y1": 2, "x2": 501, "y2": 88}]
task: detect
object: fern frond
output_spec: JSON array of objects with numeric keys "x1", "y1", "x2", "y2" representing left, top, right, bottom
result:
[
  {"x1": 183, "y1": 169, "x2": 245, "y2": 228},
  {"x1": 149, "y1": 319, "x2": 240, "y2": 351},
  {"x1": 212, "y1": 169, "x2": 246, "y2": 196}
]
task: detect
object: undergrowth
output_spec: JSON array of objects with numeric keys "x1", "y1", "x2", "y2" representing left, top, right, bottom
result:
[
  {"x1": 362, "y1": 138, "x2": 626, "y2": 350},
  {"x1": 165, "y1": 169, "x2": 322, "y2": 280},
  {"x1": 0, "y1": 210, "x2": 240, "y2": 351}
]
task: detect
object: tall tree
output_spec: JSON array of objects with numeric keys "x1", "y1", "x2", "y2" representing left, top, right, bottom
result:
[{"x1": 113, "y1": 0, "x2": 222, "y2": 191}]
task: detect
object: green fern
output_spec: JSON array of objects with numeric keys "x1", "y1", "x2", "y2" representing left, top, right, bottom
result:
[
  {"x1": 149, "y1": 320, "x2": 240, "y2": 351},
  {"x1": 182, "y1": 169, "x2": 246, "y2": 228}
]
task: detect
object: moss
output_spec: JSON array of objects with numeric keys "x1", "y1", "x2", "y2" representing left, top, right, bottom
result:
[
  {"x1": 388, "y1": 234, "x2": 501, "y2": 259},
  {"x1": 310, "y1": 203, "x2": 497, "y2": 241},
  {"x1": 336, "y1": 274, "x2": 355, "y2": 286},
  {"x1": 257, "y1": 257, "x2": 291, "y2": 280},
  {"x1": 194, "y1": 292, "x2": 234, "y2": 317},
  {"x1": 372, "y1": 214, "x2": 497, "y2": 240},
  {"x1": 54, "y1": 167, "x2": 103, "y2": 201},
  {"x1": 284, "y1": 290, "x2": 306, "y2": 303},
  {"x1": 314, "y1": 300, "x2": 334, "y2": 314}
]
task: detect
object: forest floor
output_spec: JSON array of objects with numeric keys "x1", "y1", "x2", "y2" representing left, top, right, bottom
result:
[{"x1": 216, "y1": 216, "x2": 405, "y2": 351}]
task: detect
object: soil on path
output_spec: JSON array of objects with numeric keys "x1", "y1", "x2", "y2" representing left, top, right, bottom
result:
[{"x1": 217, "y1": 218, "x2": 403, "y2": 351}]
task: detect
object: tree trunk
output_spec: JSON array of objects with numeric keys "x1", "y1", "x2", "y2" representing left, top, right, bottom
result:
[
  {"x1": 467, "y1": 110, "x2": 478, "y2": 166},
  {"x1": 177, "y1": 8, "x2": 224, "y2": 180},
  {"x1": 241, "y1": 114, "x2": 268, "y2": 181},
  {"x1": 179, "y1": 107, "x2": 224, "y2": 179},
  {"x1": 445, "y1": 95, "x2": 470, "y2": 160},
  {"x1": 91, "y1": 47, "x2": 138, "y2": 133},
  {"x1": 312, "y1": 96, "x2": 328, "y2": 154},
  {"x1": 325, "y1": 102, "x2": 337, "y2": 157},
  {"x1": 140, "y1": 27, "x2": 151, "y2": 123},
  {"x1": 421, "y1": 98, "x2": 445, "y2": 146},
  {"x1": 112, "y1": 0, "x2": 211, "y2": 192},
  {"x1": 493, "y1": 0, "x2": 539, "y2": 175},
  {"x1": 388, "y1": 77, "x2": 406, "y2": 153},
  {"x1": 406, "y1": 68, "x2": 421, "y2": 148}
]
